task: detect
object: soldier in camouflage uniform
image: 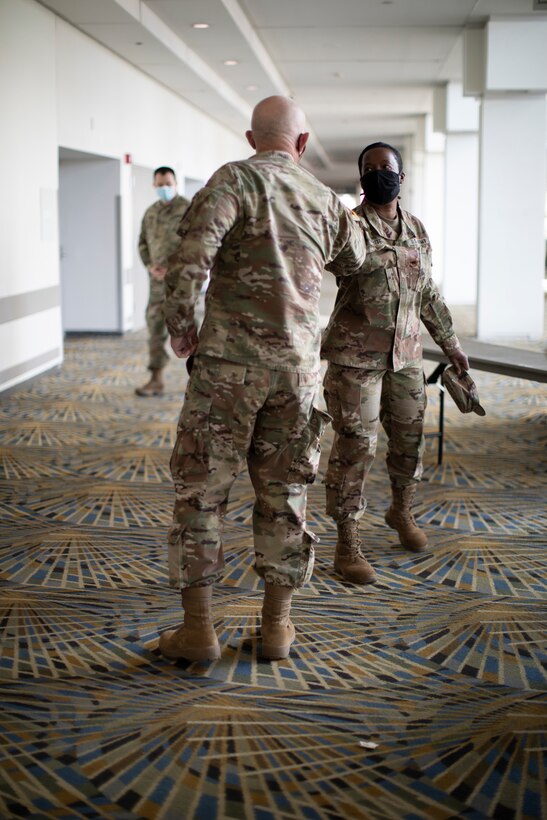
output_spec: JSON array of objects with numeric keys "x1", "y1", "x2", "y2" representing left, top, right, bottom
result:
[
  {"x1": 136, "y1": 166, "x2": 190, "y2": 396},
  {"x1": 321, "y1": 142, "x2": 469, "y2": 584},
  {"x1": 158, "y1": 96, "x2": 367, "y2": 663}
]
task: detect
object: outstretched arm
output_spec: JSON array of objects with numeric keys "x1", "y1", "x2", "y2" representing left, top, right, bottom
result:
[
  {"x1": 324, "y1": 207, "x2": 367, "y2": 277},
  {"x1": 326, "y1": 214, "x2": 419, "y2": 278}
]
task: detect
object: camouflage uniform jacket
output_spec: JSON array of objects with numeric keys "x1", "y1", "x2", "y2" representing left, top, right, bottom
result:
[
  {"x1": 321, "y1": 201, "x2": 461, "y2": 371},
  {"x1": 138, "y1": 195, "x2": 191, "y2": 268},
  {"x1": 163, "y1": 151, "x2": 366, "y2": 373}
]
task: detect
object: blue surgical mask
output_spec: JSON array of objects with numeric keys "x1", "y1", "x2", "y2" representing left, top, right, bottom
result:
[{"x1": 156, "y1": 185, "x2": 176, "y2": 202}]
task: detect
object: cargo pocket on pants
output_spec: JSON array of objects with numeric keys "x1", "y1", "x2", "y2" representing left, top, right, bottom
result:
[
  {"x1": 288, "y1": 407, "x2": 332, "y2": 485},
  {"x1": 169, "y1": 425, "x2": 210, "y2": 500}
]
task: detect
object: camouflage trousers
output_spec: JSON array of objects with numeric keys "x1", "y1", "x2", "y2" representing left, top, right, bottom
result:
[
  {"x1": 324, "y1": 363, "x2": 426, "y2": 522},
  {"x1": 146, "y1": 278, "x2": 169, "y2": 371},
  {"x1": 168, "y1": 355, "x2": 330, "y2": 589}
]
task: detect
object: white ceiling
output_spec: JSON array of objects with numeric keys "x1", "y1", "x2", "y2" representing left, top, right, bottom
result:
[{"x1": 39, "y1": 0, "x2": 541, "y2": 188}]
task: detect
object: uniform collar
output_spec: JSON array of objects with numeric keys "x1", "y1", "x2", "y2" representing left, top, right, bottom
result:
[
  {"x1": 359, "y1": 200, "x2": 415, "y2": 240},
  {"x1": 252, "y1": 150, "x2": 295, "y2": 162}
]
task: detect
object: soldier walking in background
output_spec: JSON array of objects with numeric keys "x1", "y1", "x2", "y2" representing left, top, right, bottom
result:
[
  {"x1": 321, "y1": 142, "x2": 469, "y2": 585},
  {"x1": 158, "y1": 96, "x2": 367, "y2": 663},
  {"x1": 136, "y1": 166, "x2": 190, "y2": 397}
]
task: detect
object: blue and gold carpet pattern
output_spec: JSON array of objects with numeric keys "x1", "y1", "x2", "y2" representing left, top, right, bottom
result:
[{"x1": 0, "y1": 333, "x2": 546, "y2": 819}]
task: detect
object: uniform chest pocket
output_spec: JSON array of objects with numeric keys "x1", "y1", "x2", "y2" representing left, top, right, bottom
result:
[{"x1": 358, "y1": 267, "x2": 398, "y2": 301}]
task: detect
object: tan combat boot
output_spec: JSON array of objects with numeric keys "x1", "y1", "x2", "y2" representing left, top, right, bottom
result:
[
  {"x1": 261, "y1": 583, "x2": 295, "y2": 660},
  {"x1": 385, "y1": 484, "x2": 428, "y2": 552},
  {"x1": 135, "y1": 368, "x2": 164, "y2": 397},
  {"x1": 334, "y1": 520, "x2": 377, "y2": 584},
  {"x1": 158, "y1": 586, "x2": 220, "y2": 661}
]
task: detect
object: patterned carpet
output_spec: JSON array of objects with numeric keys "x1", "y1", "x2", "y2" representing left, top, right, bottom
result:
[{"x1": 0, "y1": 333, "x2": 546, "y2": 820}]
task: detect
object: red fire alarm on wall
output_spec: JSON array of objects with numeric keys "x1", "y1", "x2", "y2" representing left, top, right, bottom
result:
[{"x1": 124, "y1": 153, "x2": 132, "y2": 164}]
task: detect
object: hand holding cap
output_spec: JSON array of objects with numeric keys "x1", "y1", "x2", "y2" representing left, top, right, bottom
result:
[{"x1": 442, "y1": 366, "x2": 486, "y2": 416}]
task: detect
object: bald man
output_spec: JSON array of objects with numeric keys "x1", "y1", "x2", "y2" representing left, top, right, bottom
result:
[{"x1": 159, "y1": 96, "x2": 367, "y2": 663}]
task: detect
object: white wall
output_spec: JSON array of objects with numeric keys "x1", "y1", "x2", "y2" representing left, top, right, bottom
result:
[
  {"x1": 0, "y1": 0, "x2": 58, "y2": 299},
  {"x1": 185, "y1": 178, "x2": 206, "y2": 199},
  {"x1": 55, "y1": 18, "x2": 247, "y2": 184},
  {"x1": 0, "y1": 0, "x2": 62, "y2": 390},
  {"x1": 0, "y1": 0, "x2": 248, "y2": 392}
]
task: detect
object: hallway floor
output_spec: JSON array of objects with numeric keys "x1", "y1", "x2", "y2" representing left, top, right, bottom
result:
[{"x1": 0, "y1": 334, "x2": 545, "y2": 819}]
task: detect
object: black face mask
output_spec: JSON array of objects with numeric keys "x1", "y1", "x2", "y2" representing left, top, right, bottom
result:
[{"x1": 360, "y1": 169, "x2": 400, "y2": 205}]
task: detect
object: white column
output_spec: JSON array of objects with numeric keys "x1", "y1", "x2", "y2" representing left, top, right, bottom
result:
[
  {"x1": 406, "y1": 133, "x2": 426, "y2": 219},
  {"x1": 422, "y1": 117, "x2": 445, "y2": 287},
  {"x1": 443, "y1": 133, "x2": 479, "y2": 305},
  {"x1": 407, "y1": 117, "x2": 445, "y2": 286},
  {"x1": 463, "y1": 17, "x2": 547, "y2": 340},
  {"x1": 477, "y1": 93, "x2": 546, "y2": 339},
  {"x1": 434, "y1": 83, "x2": 480, "y2": 306}
]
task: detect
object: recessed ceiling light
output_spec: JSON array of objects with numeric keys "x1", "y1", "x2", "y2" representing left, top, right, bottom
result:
[
  {"x1": 192, "y1": 23, "x2": 210, "y2": 29},
  {"x1": 223, "y1": 59, "x2": 239, "y2": 66}
]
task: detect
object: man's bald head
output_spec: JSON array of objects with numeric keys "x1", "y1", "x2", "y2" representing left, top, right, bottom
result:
[
  {"x1": 246, "y1": 96, "x2": 309, "y2": 161},
  {"x1": 251, "y1": 96, "x2": 306, "y2": 140}
]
